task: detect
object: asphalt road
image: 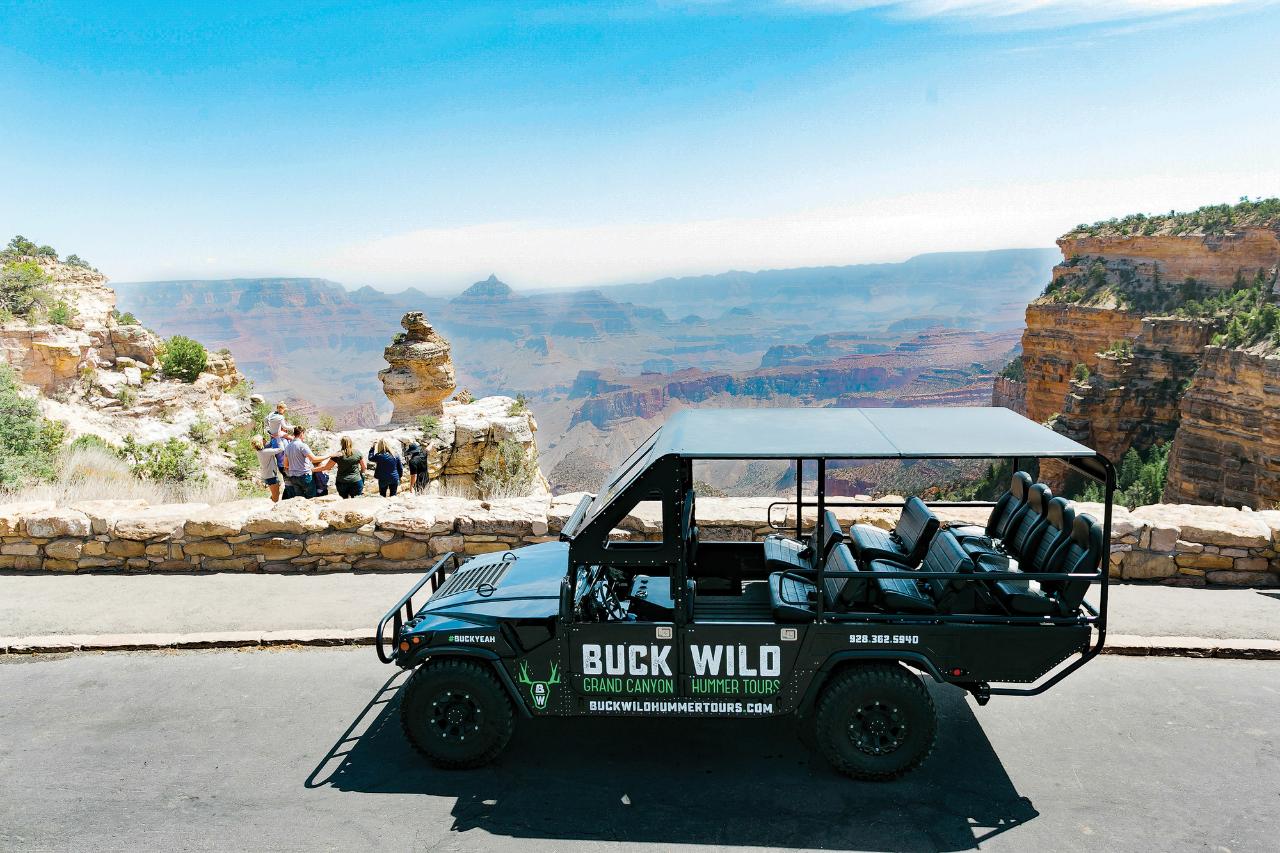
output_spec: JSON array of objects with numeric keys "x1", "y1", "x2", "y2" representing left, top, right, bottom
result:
[{"x1": 1, "y1": 650, "x2": 1276, "y2": 853}]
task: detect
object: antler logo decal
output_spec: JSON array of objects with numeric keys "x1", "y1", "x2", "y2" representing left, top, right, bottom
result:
[{"x1": 517, "y1": 660, "x2": 562, "y2": 710}]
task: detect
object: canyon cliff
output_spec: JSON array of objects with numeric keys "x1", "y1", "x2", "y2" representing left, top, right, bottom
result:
[{"x1": 1008, "y1": 201, "x2": 1280, "y2": 508}]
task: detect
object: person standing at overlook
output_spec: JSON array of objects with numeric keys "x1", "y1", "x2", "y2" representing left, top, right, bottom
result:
[
  {"x1": 282, "y1": 425, "x2": 326, "y2": 499},
  {"x1": 251, "y1": 434, "x2": 282, "y2": 502},
  {"x1": 328, "y1": 436, "x2": 367, "y2": 499},
  {"x1": 368, "y1": 439, "x2": 403, "y2": 497},
  {"x1": 264, "y1": 402, "x2": 292, "y2": 470}
]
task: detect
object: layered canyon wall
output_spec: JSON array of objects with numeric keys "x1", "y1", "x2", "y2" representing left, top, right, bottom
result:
[{"x1": 1009, "y1": 212, "x2": 1280, "y2": 507}]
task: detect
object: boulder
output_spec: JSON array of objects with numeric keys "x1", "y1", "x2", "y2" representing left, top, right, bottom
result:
[
  {"x1": 112, "y1": 504, "x2": 209, "y2": 541},
  {"x1": 184, "y1": 540, "x2": 233, "y2": 558},
  {"x1": 457, "y1": 498, "x2": 550, "y2": 537},
  {"x1": 1205, "y1": 569, "x2": 1280, "y2": 587},
  {"x1": 69, "y1": 499, "x2": 149, "y2": 535},
  {"x1": 242, "y1": 536, "x2": 304, "y2": 560},
  {"x1": 375, "y1": 499, "x2": 452, "y2": 535},
  {"x1": 380, "y1": 539, "x2": 430, "y2": 561},
  {"x1": 379, "y1": 311, "x2": 455, "y2": 422},
  {"x1": 108, "y1": 325, "x2": 159, "y2": 364},
  {"x1": 185, "y1": 499, "x2": 268, "y2": 538},
  {"x1": 24, "y1": 508, "x2": 92, "y2": 539},
  {"x1": 1131, "y1": 504, "x2": 1272, "y2": 549},
  {"x1": 244, "y1": 498, "x2": 327, "y2": 534},
  {"x1": 317, "y1": 497, "x2": 384, "y2": 530},
  {"x1": 1121, "y1": 551, "x2": 1177, "y2": 580},
  {"x1": 306, "y1": 533, "x2": 381, "y2": 556},
  {"x1": 0, "y1": 501, "x2": 56, "y2": 535},
  {"x1": 44, "y1": 539, "x2": 84, "y2": 560}
]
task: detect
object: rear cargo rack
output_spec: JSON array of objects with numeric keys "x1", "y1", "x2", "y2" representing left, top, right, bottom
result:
[{"x1": 375, "y1": 553, "x2": 455, "y2": 664}]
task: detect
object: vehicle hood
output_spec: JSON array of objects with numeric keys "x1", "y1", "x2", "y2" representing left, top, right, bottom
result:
[{"x1": 414, "y1": 540, "x2": 567, "y2": 623}]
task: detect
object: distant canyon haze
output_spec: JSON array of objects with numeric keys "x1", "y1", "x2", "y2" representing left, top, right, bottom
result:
[{"x1": 115, "y1": 248, "x2": 1055, "y2": 492}]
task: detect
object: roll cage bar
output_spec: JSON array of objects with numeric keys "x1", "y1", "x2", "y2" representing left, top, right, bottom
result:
[{"x1": 560, "y1": 408, "x2": 1115, "y2": 697}]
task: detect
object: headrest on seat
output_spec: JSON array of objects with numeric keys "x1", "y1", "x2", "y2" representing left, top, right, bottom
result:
[
  {"x1": 1074, "y1": 513, "x2": 1103, "y2": 552},
  {"x1": 823, "y1": 509, "x2": 845, "y2": 542},
  {"x1": 1010, "y1": 471, "x2": 1033, "y2": 500},
  {"x1": 1026, "y1": 483, "x2": 1050, "y2": 514},
  {"x1": 1046, "y1": 496, "x2": 1075, "y2": 531}
]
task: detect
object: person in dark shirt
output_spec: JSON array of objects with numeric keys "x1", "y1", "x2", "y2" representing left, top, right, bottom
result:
[{"x1": 368, "y1": 439, "x2": 403, "y2": 497}]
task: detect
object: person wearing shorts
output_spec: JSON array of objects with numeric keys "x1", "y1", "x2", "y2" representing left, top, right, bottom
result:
[{"x1": 252, "y1": 434, "x2": 282, "y2": 502}]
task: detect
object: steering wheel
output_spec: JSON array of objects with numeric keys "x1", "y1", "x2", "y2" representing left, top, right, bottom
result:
[{"x1": 583, "y1": 565, "x2": 628, "y2": 622}]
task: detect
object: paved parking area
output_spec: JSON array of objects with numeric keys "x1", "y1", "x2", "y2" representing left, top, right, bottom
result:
[{"x1": 1, "y1": 649, "x2": 1276, "y2": 852}]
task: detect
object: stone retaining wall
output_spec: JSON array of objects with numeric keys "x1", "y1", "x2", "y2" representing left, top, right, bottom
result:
[{"x1": 0, "y1": 494, "x2": 1277, "y2": 587}]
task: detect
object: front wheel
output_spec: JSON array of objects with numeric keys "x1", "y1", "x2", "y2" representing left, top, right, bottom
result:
[
  {"x1": 400, "y1": 659, "x2": 515, "y2": 769},
  {"x1": 811, "y1": 663, "x2": 937, "y2": 781}
]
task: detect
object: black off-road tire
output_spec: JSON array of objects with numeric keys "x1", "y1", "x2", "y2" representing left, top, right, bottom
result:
[
  {"x1": 812, "y1": 663, "x2": 937, "y2": 781},
  {"x1": 400, "y1": 659, "x2": 515, "y2": 769}
]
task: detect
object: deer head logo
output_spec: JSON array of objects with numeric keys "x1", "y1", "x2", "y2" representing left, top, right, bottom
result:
[{"x1": 517, "y1": 660, "x2": 561, "y2": 710}]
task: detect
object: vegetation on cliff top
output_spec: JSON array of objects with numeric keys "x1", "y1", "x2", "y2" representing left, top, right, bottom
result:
[
  {"x1": 2, "y1": 235, "x2": 96, "y2": 270},
  {"x1": 1067, "y1": 197, "x2": 1280, "y2": 238}
]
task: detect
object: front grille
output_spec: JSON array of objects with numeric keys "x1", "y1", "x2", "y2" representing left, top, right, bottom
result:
[{"x1": 433, "y1": 557, "x2": 513, "y2": 599}]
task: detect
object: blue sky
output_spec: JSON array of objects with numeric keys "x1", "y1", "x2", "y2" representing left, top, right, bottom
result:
[{"x1": 1, "y1": 0, "x2": 1278, "y2": 290}]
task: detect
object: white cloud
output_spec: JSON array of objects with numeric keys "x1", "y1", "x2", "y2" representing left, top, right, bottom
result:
[
  {"x1": 324, "y1": 170, "x2": 1280, "y2": 291},
  {"x1": 782, "y1": 0, "x2": 1270, "y2": 26}
]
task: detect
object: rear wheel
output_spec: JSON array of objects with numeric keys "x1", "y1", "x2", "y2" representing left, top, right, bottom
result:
[
  {"x1": 811, "y1": 663, "x2": 936, "y2": 780},
  {"x1": 400, "y1": 659, "x2": 515, "y2": 769}
]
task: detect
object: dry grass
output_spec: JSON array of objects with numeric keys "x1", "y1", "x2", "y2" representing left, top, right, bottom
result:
[{"x1": 2, "y1": 446, "x2": 240, "y2": 506}]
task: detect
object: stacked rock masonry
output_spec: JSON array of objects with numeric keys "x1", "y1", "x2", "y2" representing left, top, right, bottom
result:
[{"x1": 0, "y1": 495, "x2": 1276, "y2": 587}]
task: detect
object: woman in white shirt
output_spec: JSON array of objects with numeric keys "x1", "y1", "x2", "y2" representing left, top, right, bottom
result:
[{"x1": 251, "y1": 434, "x2": 283, "y2": 502}]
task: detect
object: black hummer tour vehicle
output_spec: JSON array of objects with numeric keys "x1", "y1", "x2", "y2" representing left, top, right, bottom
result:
[{"x1": 376, "y1": 407, "x2": 1114, "y2": 780}]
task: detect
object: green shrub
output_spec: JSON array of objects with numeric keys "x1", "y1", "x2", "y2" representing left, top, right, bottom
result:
[
  {"x1": 1072, "y1": 363, "x2": 1090, "y2": 382},
  {"x1": 64, "y1": 254, "x2": 93, "y2": 270},
  {"x1": 477, "y1": 438, "x2": 537, "y2": 498},
  {"x1": 0, "y1": 364, "x2": 66, "y2": 487},
  {"x1": 158, "y1": 335, "x2": 207, "y2": 382},
  {"x1": 187, "y1": 416, "x2": 215, "y2": 446},
  {"x1": 318, "y1": 413, "x2": 336, "y2": 432},
  {"x1": 506, "y1": 394, "x2": 529, "y2": 416},
  {"x1": 418, "y1": 414, "x2": 441, "y2": 440},
  {"x1": 47, "y1": 300, "x2": 75, "y2": 326},
  {"x1": 3, "y1": 236, "x2": 38, "y2": 258},
  {"x1": 0, "y1": 260, "x2": 52, "y2": 318},
  {"x1": 68, "y1": 433, "x2": 113, "y2": 454},
  {"x1": 119, "y1": 435, "x2": 204, "y2": 483},
  {"x1": 115, "y1": 386, "x2": 138, "y2": 407},
  {"x1": 998, "y1": 357, "x2": 1025, "y2": 382},
  {"x1": 1102, "y1": 339, "x2": 1133, "y2": 359}
]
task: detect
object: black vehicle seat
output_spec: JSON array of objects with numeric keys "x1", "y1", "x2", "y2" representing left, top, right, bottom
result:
[
  {"x1": 1046, "y1": 514, "x2": 1103, "y2": 616},
  {"x1": 953, "y1": 471, "x2": 1034, "y2": 550},
  {"x1": 768, "y1": 538, "x2": 864, "y2": 621},
  {"x1": 918, "y1": 530, "x2": 985, "y2": 613},
  {"x1": 764, "y1": 510, "x2": 844, "y2": 577},
  {"x1": 864, "y1": 559, "x2": 936, "y2": 613},
  {"x1": 866, "y1": 530, "x2": 987, "y2": 615},
  {"x1": 847, "y1": 497, "x2": 940, "y2": 568},
  {"x1": 1004, "y1": 483, "x2": 1052, "y2": 562},
  {"x1": 974, "y1": 494, "x2": 1070, "y2": 616}
]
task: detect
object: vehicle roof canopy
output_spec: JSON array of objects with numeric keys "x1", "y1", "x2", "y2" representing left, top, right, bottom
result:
[
  {"x1": 569, "y1": 407, "x2": 1106, "y2": 539},
  {"x1": 651, "y1": 407, "x2": 1096, "y2": 460}
]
